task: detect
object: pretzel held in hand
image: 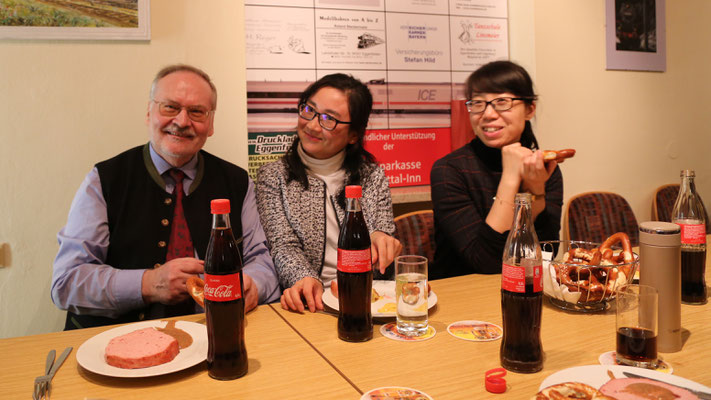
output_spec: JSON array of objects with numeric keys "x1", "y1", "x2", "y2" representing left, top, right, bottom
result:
[
  {"x1": 542, "y1": 149, "x2": 576, "y2": 163},
  {"x1": 186, "y1": 276, "x2": 205, "y2": 308}
]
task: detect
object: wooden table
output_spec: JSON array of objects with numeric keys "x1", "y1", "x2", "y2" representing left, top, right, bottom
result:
[
  {"x1": 0, "y1": 305, "x2": 360, "y2": 400},
  {"x1": 274, "y1": 274, "x2": 711, "y2": 399},
  {"x1": 2, "y1": 275, "x2": 710, "y2": 399}
]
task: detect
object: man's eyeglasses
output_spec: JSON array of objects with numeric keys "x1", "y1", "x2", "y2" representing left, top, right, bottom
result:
[
  {"x1": 298, "y1": 103, "x2": 351, "y2": 131},
  {"x1": 465, "y1": 97, "x2": 530, "y2": 114},
  {"x1": 152, "y1": 100, "x2": 212, "y2": 122}
]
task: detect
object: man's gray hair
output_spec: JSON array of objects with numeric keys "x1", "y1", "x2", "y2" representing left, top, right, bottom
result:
[{"x1": 150, "y1": 64, "x2": 217, "y2": 109}]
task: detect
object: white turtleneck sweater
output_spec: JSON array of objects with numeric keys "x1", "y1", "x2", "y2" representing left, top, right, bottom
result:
[{"x1": 297, "y1": 143, "x2": 347, "y2": 286}]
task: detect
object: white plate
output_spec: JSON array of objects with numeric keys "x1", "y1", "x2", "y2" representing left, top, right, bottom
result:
[
  {"x1": 539, "y1": 365, "x2": 711, "y2": 393},
  {"x1": 76, "y1": 320, "x2": 208, "y2": 378},
  {"x1": 322, "y1": 280, "x2": 438, "y2": 318}
]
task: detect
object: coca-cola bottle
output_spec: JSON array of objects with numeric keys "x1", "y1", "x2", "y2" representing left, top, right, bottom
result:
[
  {"x1": 671, "y1": 170, "x2": 707, "y2": 304},
  {"x1": 337, "y1": 185, "x2": 373, "y2": 342},
  {"x1": 204, "y1": 199, "x2": 248, "y2": 380},
  {"x1": 500, "y1": 193, "x2": 544, "y2": 373}
]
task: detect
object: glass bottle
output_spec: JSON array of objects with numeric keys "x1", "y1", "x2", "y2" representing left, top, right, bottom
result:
[
  {"x1": 500, "y1": 193, "x2": 544, "y2": 373},
  {"x1": 671, "y1": 170, "x2": 707, "y2": 304},
  {"x1": 204, "y1": 199, "x2": 248, "y2": 379},
  {"x1": 337, "y1": 185, "x2": 373, "y2": 342}
]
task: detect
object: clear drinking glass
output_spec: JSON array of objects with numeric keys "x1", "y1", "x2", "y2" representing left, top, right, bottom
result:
[
  {"x1": 615, "y1": 284, "x2": 659, "y2": 368},
  {"x1": 395, "y1": 255, "x2": 428, "y2": 336}
]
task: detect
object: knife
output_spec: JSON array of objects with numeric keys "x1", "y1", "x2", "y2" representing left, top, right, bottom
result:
[
  {"x1": 622, "y1": 371, "x2": 711, "y2": 400},
  {"x1": 47, "y1": 347, "x2": 72, "y2": 379}
]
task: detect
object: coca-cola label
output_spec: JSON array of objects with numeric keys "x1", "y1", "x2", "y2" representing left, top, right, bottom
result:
[
  {"x1": 501, "y1": 263, "x2": 543, "y2": 293},
  {"x1": 204, "y1": 273, "x2": 242, "y2": 302},
  {"x1": 337, "y1": 248, "x2": 371, "y2": 273},
  {"x1": 678, "y1": 223, "x2": 706, "y2": 245}
]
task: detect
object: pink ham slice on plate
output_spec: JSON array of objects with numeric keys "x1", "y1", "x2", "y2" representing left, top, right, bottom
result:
[
  {"x1": 105, "y1": 327, "x2": 179, "y2": 369},
  {"x1": 599, "y1": 377, "x2": 698, "y2": 400}
]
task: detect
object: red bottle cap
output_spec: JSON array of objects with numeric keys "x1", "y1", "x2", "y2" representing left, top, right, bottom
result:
[
  {"x1": 485, "y1": 368, "x2": 507, "y2": 394},
  {"x1": 345, "y1": 185, "x2": 362, "y2": 198},
  {"x1": 211, "y1": 199, "x2": 230, "y2": 214}
]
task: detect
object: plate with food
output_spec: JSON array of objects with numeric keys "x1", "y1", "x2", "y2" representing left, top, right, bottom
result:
[
  {"x1": 76, "y1": 320, "x2": 208, "y2": 378},
  {"x1": 536, "y1": 365, "x2": 711, "y2": 399},
  {"x1": 322, "y1": 280, "x2": 437, "y2": 318}
]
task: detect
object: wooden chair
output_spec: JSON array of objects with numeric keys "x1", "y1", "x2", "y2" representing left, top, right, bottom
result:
[
  {"x1": 652, "y1": 184, "x2": 680, "y2": 222},
  {"x1": 393, "y1": 210, "x2": 435, "y2": 265},
  {"x1": 652, "y1": 184, "x2": 710, "y2": 233},
  {"x1": 563, "y1": 191, "x2": 640, "y2": 246}
]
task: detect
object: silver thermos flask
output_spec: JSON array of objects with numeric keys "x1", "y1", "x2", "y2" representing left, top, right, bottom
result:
[{"x1": 638, "y1": 221, "x2": 682, "y2": 352}]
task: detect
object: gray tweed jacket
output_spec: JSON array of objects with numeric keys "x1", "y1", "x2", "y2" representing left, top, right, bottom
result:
[{"x1": 256, "y1": 159, "x2": 395, "y2": 289}]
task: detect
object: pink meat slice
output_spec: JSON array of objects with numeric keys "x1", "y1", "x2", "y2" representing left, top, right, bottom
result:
[
  {"x1": 105, "y1": 327, "x2": 179, "y2": 369},
  {"x1": 599, "y1": 377, "x2": 699, "y2": 400}
]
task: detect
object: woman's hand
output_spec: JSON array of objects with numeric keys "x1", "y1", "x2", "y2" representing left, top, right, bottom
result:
[
  {"x1": 280, "y1": 276, "x2": 324, "y2": 313},
  {"x1": 370, "y1": 231, "x2": 403, "y2": 273},
  {"x1": 500, "y1": 143, "x2": 531, "y2": 187},
  {"x1": 521, "y1": 150, "x2": 556, "y2": 196}
]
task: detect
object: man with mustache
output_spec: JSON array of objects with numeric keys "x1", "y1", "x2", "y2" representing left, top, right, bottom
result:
[{"x1": 51, "y1": 64, "x2": 280, "y2": 330}]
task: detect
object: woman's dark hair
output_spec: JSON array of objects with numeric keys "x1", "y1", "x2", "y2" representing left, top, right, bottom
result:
[
  {"x1": 284, "y1": 73, "x2": 376, "y2": 198},
  {"x1": 465, "y1": 60, "x2": 540, "y2": 148}
]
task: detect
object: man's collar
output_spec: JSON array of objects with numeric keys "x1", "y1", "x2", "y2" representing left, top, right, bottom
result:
[{"x1": 148, "y1": 143, "x2": 198, "y2": 179}]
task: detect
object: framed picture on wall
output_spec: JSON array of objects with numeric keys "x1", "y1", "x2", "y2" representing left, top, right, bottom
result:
[
  {"x1": 0, "y1": 0, "x2": 150, "y2": 40},
  {"x1": 605, "y1": 0, "x2": 665, "y2": 71}
]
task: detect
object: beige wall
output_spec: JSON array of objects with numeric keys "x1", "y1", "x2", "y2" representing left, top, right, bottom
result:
[
  {"x1": 0, "y1": 0, "x2": 247, "y2": 338},
  {"x1": 0, "y1": 1, "x2": 709, "y2": 338},
  {"x1": 532, "y1": 0, "x2": 711, "y2": 222}
]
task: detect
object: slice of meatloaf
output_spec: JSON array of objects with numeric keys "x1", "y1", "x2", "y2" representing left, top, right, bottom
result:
[
  {"x1": 105, "y1": 327, "x2": 180, "y2": 369},
  {"x1": 599, "y1": 377, "x2": 698, "y2": 400}
]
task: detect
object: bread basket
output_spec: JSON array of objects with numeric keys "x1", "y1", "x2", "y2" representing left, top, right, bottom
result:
[{"x1": 541, "y1": 240, "x2": 639, "y2": 312}]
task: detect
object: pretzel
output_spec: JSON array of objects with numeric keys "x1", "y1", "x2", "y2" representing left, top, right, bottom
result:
[
  {"x1": 543, "y1": 149, "x2": 576, "y2": 163},
  {"x1": 186, "y1": 276, "x2": 205, "y2": 308},
  {"x1": 555, "y1": 232, "x2": 634, "y2": 302}
]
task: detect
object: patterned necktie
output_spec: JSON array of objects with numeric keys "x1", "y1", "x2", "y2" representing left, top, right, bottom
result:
[{"x1": 166, "y1": 169, "x2": 194, "y2": 260}]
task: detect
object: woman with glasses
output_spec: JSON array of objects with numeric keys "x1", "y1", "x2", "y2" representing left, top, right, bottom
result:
[
  {"x1": 256, "y1": 73, "x2": 402, "y2": 313},
  {"x1": 430, "y1": 60, "x2": 563, "y2": 279}
]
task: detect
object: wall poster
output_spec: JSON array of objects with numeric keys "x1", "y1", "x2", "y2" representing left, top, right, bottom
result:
[
  {"x1": 0, "y1": 0, "x2": 150, "y2": 40},
  {"x1": 246, "y1": 0, "x2": 508, "y2": 187},
  {"x1": 605, "y1": 0, "x2": 666, "y2": 72}
]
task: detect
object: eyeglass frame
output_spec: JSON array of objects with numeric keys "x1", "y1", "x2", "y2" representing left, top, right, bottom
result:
[
  {"x1": 297, "y1": 103, "x2": 351, "y2": 131},
  {"x1": 151, "y1": 99, "x2": 214, "y2": 122},
  {"x1": 465, "y1": 97, "x2": 533, "y2": 114}
]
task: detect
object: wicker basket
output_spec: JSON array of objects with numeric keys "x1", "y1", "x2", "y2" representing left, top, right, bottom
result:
[{"x1": 541, "y1": 240, "x2": 638, "y2": 312}]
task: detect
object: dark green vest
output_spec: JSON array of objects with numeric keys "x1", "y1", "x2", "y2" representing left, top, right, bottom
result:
[{"x1": 65, "y1": 144, "x2": 248, "y2": 330}]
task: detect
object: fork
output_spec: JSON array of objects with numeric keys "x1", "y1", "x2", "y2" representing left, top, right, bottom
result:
[
  {"x1": 34, "y1": 350, "x2": 55, "y2": 400},
  {"x1": 35, "y1": 347, "x2": 72, "y2": 400}
]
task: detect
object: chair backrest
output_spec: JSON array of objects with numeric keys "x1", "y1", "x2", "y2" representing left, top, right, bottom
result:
[
  {"x1": 653, "y1": 184, "x2": 680, "y2": 222},
  {"x1": 565, "y1": 191, "x2": 640, "y2": 247},
  {"x1": 653, "y1": 183, "x2": 711, "y2": 233},
  {"x1": 393, "y1": 210, "x2": 435, "y2": 265}
]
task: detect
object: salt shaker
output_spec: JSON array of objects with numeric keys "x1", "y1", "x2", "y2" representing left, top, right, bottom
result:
[{"x1": 638, "y1": 221, "x2": 682, "y2": 353}]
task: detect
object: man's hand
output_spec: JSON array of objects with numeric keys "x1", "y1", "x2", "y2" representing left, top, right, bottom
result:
[
  {"x1": 243, "y1": 273, "x2": 259, "y2": 312},
  {"x1": 280, "y1": 276, "x2": 324, "y2": 313},
  {"x1": 370, "y1": 231, "x2": 403, "y2": 273},
  {"x1": 141, "y1": 257, "x2": 204, "y2": 305}
]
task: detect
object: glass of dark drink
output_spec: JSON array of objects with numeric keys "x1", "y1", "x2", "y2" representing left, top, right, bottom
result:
[{"x1": 615, "y1": 284, "x2": 658, "y2": 369}]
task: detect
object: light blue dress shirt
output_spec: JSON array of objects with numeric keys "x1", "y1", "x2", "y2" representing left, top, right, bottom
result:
[{"x1": 51, "y1": 144, "x2": 280, "y2": 318}]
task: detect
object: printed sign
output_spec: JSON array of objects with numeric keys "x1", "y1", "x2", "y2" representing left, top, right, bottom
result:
[{"x1": 364, "y1": 128, "x2": 451, "y2": 187}]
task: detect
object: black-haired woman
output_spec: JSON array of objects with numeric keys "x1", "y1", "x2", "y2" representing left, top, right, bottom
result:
[
  {"x1": 430, "y1": 60, "x2": 563, "y2": 279},
  {"x1": 257, "y1": 73, "x2": 402, "y2": 313}
]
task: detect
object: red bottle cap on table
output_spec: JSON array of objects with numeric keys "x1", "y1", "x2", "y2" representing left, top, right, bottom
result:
[
  {"x1": 211, "y1": 199, "x2": 230, "y2": 214},
  {"x1": 345, "y1": 185, "x2": 362, "y2": 198},
  {"x1": 485, "y1": 368, "x2": 507, "y2": 393}
]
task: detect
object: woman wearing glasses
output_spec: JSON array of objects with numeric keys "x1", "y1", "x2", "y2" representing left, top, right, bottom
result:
[
  {"x1": 256, "y1": 73, "x2": 402, "y2": 312},
  {"x1": 430, "y1": 60, "x2": 563, "y2": 279}
]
